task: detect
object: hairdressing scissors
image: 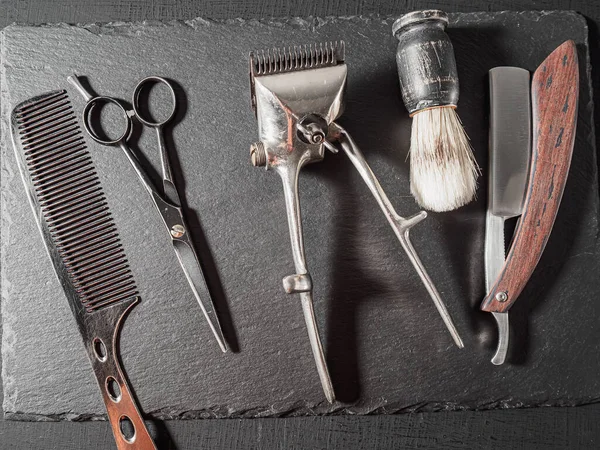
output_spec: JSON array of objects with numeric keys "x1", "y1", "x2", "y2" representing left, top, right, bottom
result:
[{"x1": 67, "y1": 74, "x2": 227, "y2": 352}]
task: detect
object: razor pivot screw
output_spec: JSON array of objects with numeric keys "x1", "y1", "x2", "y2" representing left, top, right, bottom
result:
[
  {"x1": 495, "y1": 291, "x2": 508, "y2": 302},
  {"x1": 250, "y1": 141, "x2": 267, "y2": 167}
]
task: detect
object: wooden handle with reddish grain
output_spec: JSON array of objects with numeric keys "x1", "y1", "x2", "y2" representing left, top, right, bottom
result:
[{"x1": 481, "y1": 40, "x2": 579, "y2": 313}]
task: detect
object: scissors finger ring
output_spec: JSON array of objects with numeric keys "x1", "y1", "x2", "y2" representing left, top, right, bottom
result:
[
  {"x1": 132, "y1": 76, "x2": 177, "y2": 128},
  {"x1": 82, "y1": 96, "x2": 132, "y2": 146}
]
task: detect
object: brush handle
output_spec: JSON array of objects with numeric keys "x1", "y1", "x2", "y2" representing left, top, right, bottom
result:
[
  {"x1": 481, "y1": 40, "x2": 579, "y2": 313},
  {"x1": 84, "y1": 299, "x2": 157, "y2": 450},
  {"x1": 393, "y1": 10, "x2": 459, "y2": 114}
]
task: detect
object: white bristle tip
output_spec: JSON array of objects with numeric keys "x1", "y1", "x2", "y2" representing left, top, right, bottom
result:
[{"x1": 409, "y1": 107, "x2": 480, "y2": 212}]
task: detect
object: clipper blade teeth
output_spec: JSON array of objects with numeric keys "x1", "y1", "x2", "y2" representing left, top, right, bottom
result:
[
  {"x1": 250, "y1": 40, "x2": 345, "y2": 76},
  {"x1": 12, "y1": 90, "x2": 139, "y2": 313}
]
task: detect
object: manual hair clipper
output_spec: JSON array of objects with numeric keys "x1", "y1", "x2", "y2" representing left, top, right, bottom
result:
[{"x1": 248, "y1": 41, "x2": 463, "y2": 402}]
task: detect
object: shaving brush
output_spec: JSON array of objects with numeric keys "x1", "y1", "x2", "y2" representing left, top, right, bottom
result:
[{"x1": 393, "y1": 10, "x2": 479, "y2": 212}]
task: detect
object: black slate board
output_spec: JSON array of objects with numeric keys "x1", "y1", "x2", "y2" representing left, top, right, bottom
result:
[{"x1": 1, "y1": 11, "x2": 598, "y2": 421}]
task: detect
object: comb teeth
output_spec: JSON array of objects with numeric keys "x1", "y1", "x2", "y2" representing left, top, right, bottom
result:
[
  {"x1": 13, "y1": 90, "x2": 138, "y2": 313},
  {"x1": 251, "y1": 41, "x2": 345, "y2": 76}
]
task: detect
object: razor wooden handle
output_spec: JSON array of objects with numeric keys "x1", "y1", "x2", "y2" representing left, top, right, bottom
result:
[{"x1": 481, "y1": 40, "x2": 579, "y2": 313}]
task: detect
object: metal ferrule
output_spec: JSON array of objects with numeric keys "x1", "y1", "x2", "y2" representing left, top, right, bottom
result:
[{"x1": 393, "y1": 10, "x2": 459, "y2": 114}]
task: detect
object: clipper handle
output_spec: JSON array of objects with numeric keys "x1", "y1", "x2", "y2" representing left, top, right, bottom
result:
[
  {"x1": 327, "y1": 122, "x2": 464, "y2": 348},
  {"x1": 278, "y1": 166, "x2": 335, "y2": 403}
]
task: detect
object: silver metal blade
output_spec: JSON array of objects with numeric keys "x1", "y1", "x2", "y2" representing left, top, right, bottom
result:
[
  {"x1": 163, "y1": 179, "x2": 181, "y2": 207},
  {"x1": 172, "y1": 239, "x2": 227, "y2": 352},
  {"x1": 485, "y1": 67, "x2": 532, "y2": 364},
  {"x1": 485, "y1": 211, "x2": 509, "y2": 364},
  {"x1": 488, "y1": 67, "x2": 531, "y2": 217},
  {"x1": 484, "y1": 211, "x2": 506, "y2": 293}
]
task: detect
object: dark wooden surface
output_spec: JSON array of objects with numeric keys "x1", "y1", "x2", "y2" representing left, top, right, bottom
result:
[
  {"x1": 1, "y1": 1, "x2": 599, "y2": 449},
  {"x1": 482, "y1": 40, "x2": 580, "y2": 313}
]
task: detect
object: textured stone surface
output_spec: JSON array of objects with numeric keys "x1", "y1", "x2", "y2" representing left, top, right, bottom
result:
[{"x1": 1, "y1": 11, "x2": 598, "y2": 421}]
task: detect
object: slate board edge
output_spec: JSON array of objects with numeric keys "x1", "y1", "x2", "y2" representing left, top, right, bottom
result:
[
  {"x1": 6, "y1": 396, "x2": 600, "y2": 422},
  {"x1": 1, "y1": 10, "x2": 597, "y2": 422},
  {"x1": 0, "y1": 10, "x2": 586, "y2": 33}
]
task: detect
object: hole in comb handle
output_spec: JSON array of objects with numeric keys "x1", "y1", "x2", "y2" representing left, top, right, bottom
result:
[
  {"x1": 93, "y1": 338, "x2": 107, "y2": 362},
  {"x1": 106, "y1": 376, "x2": 122, "y2": 403},
  {"x1": 119, "y1": 415, "x2": 136, "y2": 443}
]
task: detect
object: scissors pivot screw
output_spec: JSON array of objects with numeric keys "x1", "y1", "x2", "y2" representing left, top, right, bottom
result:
[
  {"x1": 495, "y1": 291, "x2": 508, "y2": 302},
  {"x1": 170, "y1": 224, "x2": 186, "y2": 238},
  {"x1": 250, "y1": 142, "x2": 267, "y2": 167}
]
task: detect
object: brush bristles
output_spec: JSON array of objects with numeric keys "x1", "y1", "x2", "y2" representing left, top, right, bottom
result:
[{"x1": 409, "y1": 107, "x2": 479, "y2": 212}]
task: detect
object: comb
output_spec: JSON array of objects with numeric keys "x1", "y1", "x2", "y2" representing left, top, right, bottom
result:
[{"x1": 11, "y1": 90, "x2": 157, "y2": 450}]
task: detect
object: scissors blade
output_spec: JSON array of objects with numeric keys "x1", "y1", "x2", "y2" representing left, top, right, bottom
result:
[
  {"x1": 172, "y1": 238, "x2": 227, "y2": 352},
  {"x1": 153, "y1": 127, "x2": 182, "y2": 207},
  {"x1": 163, "y1": 179, "x2": 182, "y2": 207}
]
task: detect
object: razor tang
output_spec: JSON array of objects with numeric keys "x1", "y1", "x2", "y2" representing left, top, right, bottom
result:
[
  {"x1": 484, "y1": 67, "x2": 532, "y2": 365},
  {"x1": 482, "y1": 41, "x2": 579, "y2": 363},
  {"x1": 250, "y1": 51, "x2": 347, "y2": 403}
]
